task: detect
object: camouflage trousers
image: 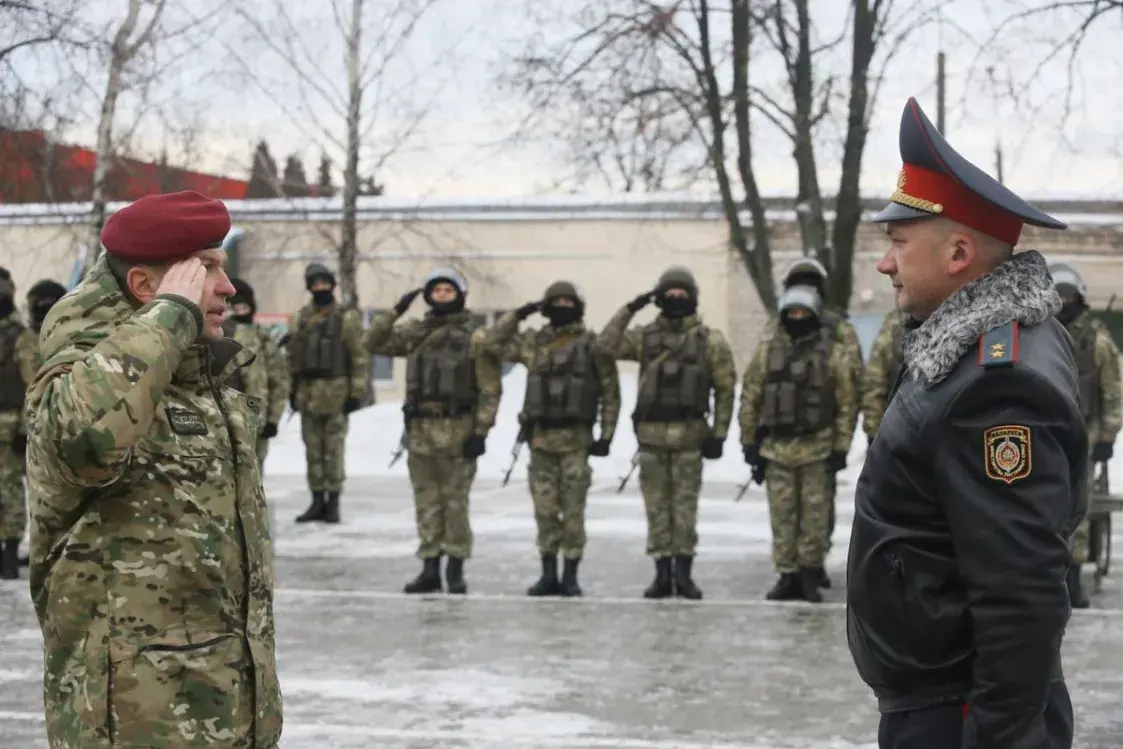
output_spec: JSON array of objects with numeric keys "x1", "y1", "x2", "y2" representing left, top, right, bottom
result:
[
  {"x1": 301, "y1": 413, "x2": 348, "y2": 491},
  {"x1": 0, "y1": 440, "x2": 26, "y2": 540},
  {"x1": 408, "y1": 452, "x2": 477, "y2": 559},
  {"x1": 638, "y1": 448, "x2": 703, "y2": 557},
  {"x1": 824, "y1": 472, "x2": 837, "y2": 554},
  {"x1": 766, "y1": 460, "x2": 831, "y2": 572},
  {"x1": 256, "y1": 436, "x2": 270, "y2": 472},
  {"x1": 528, "y1": 448, "x2": 591, "y2": 558},
  {"x1": 1072, "y1": 458, "x2": 1094, "y2": 564}
]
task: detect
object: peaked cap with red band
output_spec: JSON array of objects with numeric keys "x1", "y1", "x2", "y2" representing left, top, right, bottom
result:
[
  {"x1": 872, "y1": 98, "x2": 1067, "y2": 244},
  {"x1": 100, "y1": 190, "x2": 231, "y2": 263}
]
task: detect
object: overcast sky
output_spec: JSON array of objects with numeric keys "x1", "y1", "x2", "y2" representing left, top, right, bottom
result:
[{"x1": 11, "y1": 0, "x2": 1123, "y2": 201}]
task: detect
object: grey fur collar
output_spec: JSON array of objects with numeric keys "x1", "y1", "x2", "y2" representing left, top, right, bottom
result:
[{"x1": 903, "y1": 250, "x2": 1060, "y2": 388}]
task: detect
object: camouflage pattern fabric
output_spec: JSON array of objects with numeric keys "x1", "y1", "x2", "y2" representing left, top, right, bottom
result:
[
  {"x1": 302, "y1": 413, "x2": 349, "y2": 492},
  {"x1": 0, "y1": 313, "x2": 35, "y2": 541},
  {"x1": 824, "y1": 310, "x2": 865, "y2": 439},
  {"x1": 766, "y1": 460, "x2": 832, "y2": 572},
  {"x1": 287, "y1": 303, "x2": 367, "y2": 416},
  {"x1": 737, "y1": 320, "x2": 858, "y2": 467},
  {"x1": 407, "y1": 452, "x2": 477, "y2": 558},
  {"x1": 226, "y1": 321, "x2": 289, "y2": 468},
  {"x1": 860, "y1": 308, "x2": 906, "y2": 439},
  {"x1": 595, "y1": 306, "x2": 736, "y2": 450},
  {"x1": 365, "y1": 308, "x2": 502, "y2": 559},
  {"x1": 477, "y1": 309, "x2": 620, "y2": 557},
  {"x1": 527, "y1": 448, "x2": 592, "y2": 557},
  {"x1": 23, "y1": 255, "x2": 281, "y2": 749},
  {"x1": 16, "y1": 325, "x2": 41, "y2": 387},
  {"x1": 637, "y1": 448, "x2": 703, "y2": 556}
]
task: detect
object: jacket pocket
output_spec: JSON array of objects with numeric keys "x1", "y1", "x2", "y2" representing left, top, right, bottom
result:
[{"x1": 108, "y1": 631, "x2": 251, "y2": 748}]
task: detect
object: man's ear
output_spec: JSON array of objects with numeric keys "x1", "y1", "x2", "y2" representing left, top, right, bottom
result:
[
  {"x1": 946, "y1": 229, "x2": 975, "y2": 277},
  {"x1": 125, "y1": 264, "x2": 162, "y2": 304}
]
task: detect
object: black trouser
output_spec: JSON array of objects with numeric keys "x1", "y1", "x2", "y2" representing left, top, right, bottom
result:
[{"x1": 878, "y1": 681, "x2": 1073, "y2": 749}]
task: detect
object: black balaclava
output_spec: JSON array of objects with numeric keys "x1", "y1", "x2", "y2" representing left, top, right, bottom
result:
[
  {"x1": 0, "y1": 268, "x2": 15, "y2": 319},
  {"x1": 778, "y1": 285, "x2": 823, "y2": 339},
  {"x1": 229, "y1": 277, "x2": 257, "y2": 324},
  {"x1": 542, "y1": 280, "x2": 584, "y2": 327},
  {"x1": 653, "y1": 266, "x2": 699, "y2": 319},
  {"x1": 423, "y1": 267, "x2": 467, "y2": 316},
  {"x1": 27, "y1": 279, "x2": 67, "y2": 332},
  {"x1": 1056, "y1": 295, "x2": 1086, "y2": 325},
  {"x1": 305, "y1": 263, "x2": 336, "y2": 307}
]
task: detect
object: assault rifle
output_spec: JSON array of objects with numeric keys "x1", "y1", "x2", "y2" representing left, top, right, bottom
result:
[
  {"x1": 503, "y1": 418, "x2": 531, "y2": 486},
  {"x1": 388, "y1": 404, "x2": 415, "y2": 467},
  {"x1": 617, "y1": 451, "x2": 639, "y2": 493}
]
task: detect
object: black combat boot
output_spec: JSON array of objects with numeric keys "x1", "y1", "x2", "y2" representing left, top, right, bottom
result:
[
  {"x1": 765, "y1": 572, "x2": 803, "y2": 601},
  {"x1": 527, "y1": 555, "x2": 560, "y2": 596},
  {"x1": 560, "y1": 557, "x2": 583, "y2": 597},
  {"x1": 673, "y1": 555, "x2": 703, "y2": 600},
  {"x1": 404, "y1": 556, "x2": 443, "y2": 594},
  {"x1": 295, "y1": 491, "x2": 326, "y2": 523},
  {"x1": 811, "y1": 565, "x2": 832, "y2": 589},
  {"x1": 445, "y1": 556, "x2": 467, "y2": 595},
  {"x1": 799, "y1": 568, "x2": 823, "y2": 603},
  {"x1": 643, "y1": 557, "x2": 674, "y2": 599},
  {"x1": 0, "y1": 539, "x2": 19, "y2": 580},
  {"x1": 1067, "y1": 565, "x2": 1090, "y2": 609},
  {"x1": 322, "y1": 491, "x2": 341, "y2": 524}
]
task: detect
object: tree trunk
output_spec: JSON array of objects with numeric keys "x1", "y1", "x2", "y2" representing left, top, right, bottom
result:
[
  {"x1": 788, "y1": 0, "x2": 828, "y2": 273},
  {"x1": 339, "y1": 0, "x2": 363, "y2": 309}
]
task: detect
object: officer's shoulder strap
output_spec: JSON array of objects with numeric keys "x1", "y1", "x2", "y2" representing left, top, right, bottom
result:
[{"x1": 977, "y1": 320, "x2": 1019, "y2": 369}]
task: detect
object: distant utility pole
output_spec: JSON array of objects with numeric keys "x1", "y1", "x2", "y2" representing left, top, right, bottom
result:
[
  {"x1": 936, "y1": 52, "x2": 946, "y2": 135},
  {"x1": 995, "y1": 138, "x2": 1005, "y2": 184}
]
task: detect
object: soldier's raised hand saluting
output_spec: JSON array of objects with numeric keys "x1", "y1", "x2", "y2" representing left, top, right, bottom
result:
[{"x1": 394, "y1": 287, "x2": 423, "y2": 315}]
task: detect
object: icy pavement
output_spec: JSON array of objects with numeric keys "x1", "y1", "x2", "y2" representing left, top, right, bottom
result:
[{"x1": 3, "y1": 473, "x2": 1123, "y2": 749}]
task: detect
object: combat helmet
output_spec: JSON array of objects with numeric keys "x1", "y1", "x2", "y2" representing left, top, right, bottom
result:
[
  {"x1": 423, "y1": 266, "x2": 468, "y2": 296},
  {"x1": 778, "y1": 284, "x2": 822, "y2": 318},
  {"x1": 304, "y1": 262, "x2": 335, "y2": 290},
  {"x1": 543, "y1": 280, "x2": 584, "y2": 304},
  {"x1": 1048, "y1": 262, "x2": 1086, "y2": 298},
  {"x1": 655, "y1": 265, "x2": 699, "y2": 298},
  {"x1": 782, "y1": 257, "x2": 828, "y2": 293}
]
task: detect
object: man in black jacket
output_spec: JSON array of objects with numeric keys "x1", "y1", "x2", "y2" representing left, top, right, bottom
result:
[{"x1": 847, "y1": 97, "x2": 1086, "y2": 749}]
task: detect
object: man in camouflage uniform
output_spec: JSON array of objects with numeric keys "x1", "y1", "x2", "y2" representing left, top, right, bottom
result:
[
  {"x1": 23, "y1": 191, "x2": 281, "y2": 747},
  {"x1": 365, "y1": 267, "x2": 503, "y2": 595},
  {"x1": 776, "y1": 257, "x2": 863, "y2": 589},
  {"x1": 596, "y1": 266, "x2": 736, "y2": 600},
  {"x1": 224, "y1": 278, "x2": 289, "y2": 469},
  {"x1": 739, "y1": 284, "x2": 858, "y2": 602},
  {"x1": 1050, "y1": 262, "x2": 1122, "y2": 608},
  {"x1": 0, "y1": 268, "x2": 37, "y2": 579},
  {"x1": 478, "y1": 280, "x2": 621, "y2": 597},
  {"x1": 288, "y1": 263, "x2": 367, "y2": 524},
  {"x1": 860, "y1": 306, "x2": 906, "y2": 444}
]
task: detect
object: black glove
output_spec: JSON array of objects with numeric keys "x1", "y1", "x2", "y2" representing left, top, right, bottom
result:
[
  {"x1": 516, "y1": 301, "x2": 541, "y2": 320},
  {"x1": 588, "y1": 438, "x2": 611, "y2": 457},
  {"x1": 289, "y1": 389, "x2": 298, "y2": 414},
  {"x1": 743, "y1": 443, "x2": 759, "y2": 465},
  {"x1": 462, "y1": 435, "x2": 486, "y2": 459},
  {"x1": 1092, "y1": 442, "x2": 1113, "y2": 463},
  {"x1": 394, "y1": 287, "x2": 423, "y2": 316},
  {"x1": 12, "y1": 432, "x2": 27, "y2": 457},
  {"x1": 751, "y1": 461, "x2": 767, "y2": 486},
  {"x1": 260, "y1": 423, "x2": 278, "y2": 440},
  {"x1": 827, "y1": 451, "x2": 847, "y2": 473},
  {"x1": 626, "y1": 290, "x2": 654, "y2": 313},
  {"x1": 343, "y1": 397, "x2": 361, "y2": 414},
  {"x1": 701, "y1": 436, "x2": 723, "y2": 460}
]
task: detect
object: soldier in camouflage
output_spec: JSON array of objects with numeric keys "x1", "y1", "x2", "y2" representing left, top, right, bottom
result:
[
  {"x1": 0, "y1": 268, "x2": 37, "y2": 579},
  {"x1": 776, "y1": 257, "x2": 863, "y2": 589},
  {"x1": 1050, "y1": 263, "x2": 1122, "y2": 608},
  {"x1": 223, "y1": 278, "x2": 289, "y2": 469},
  {"x1": 24, "y1": 191, "x2": 281, "y2": 747},
  {"x1": 739, "y1": 284, "x2": 858, "y2": 602},
  {"x1": 288, "y1": 263, "x2": 367, "y2": 524},
  {"x1": 860, "y1": 306, "x2": 906, "y2": 444},
  {"x1": 365, "y1": 267, "x2": 503, "y2": 595},
  {"x1": 478, "y1": 280, "x2": 621, "y2": 597},
  {"x1": 596, "y1": 266, "x2": 736, "y2": 600}
]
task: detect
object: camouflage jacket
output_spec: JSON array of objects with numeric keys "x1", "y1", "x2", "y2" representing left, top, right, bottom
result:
[
  {"x1": 227, "y1": 321, "x2": 289, "y2": 428},
  {"x1": 287, "y1": 302, "x2": 367, "y2": 416},
  {"x1": 596, "y1": 305, "x2": 736, "y2": 451},
  {"x1": 826, "y1": 309, "x2": 865, "y2": 437},
  {"x1": 364, "y1": 308, "x2": 502, "y2": 456},
  {"x1": 478, "y1": 309, "x2": 621, "y2": 453},
  {"x1": 860, "y1": 307, "x2": 906, "y2": 439},
  {"x1": 1067, "y1": 311, "x2": 1123, "y2": 446},
  {"x1": 0, "y1": 312, "x2": 37, "y2": 442},
  {"x1": 738, "y1": 319, "x2": 858, "y2": 467},
  {"x1": 24, "y1": 256, "x2": 281, "y2": 749}
]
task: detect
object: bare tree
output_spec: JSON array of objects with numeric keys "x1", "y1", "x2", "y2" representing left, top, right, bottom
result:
[
  {"x1": 0, "y1": 0, "x2": 85, "y2": 66},
  {"x1": 502, "y1": 0, "x2": 936, "y2": 312},
  {"x1": 231, "y1": 0, "x2": 446, "y2": 308}
]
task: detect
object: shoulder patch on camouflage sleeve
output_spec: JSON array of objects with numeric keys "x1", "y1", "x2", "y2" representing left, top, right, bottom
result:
[
  {"x1": 978, "y1": 320, "x2": 1019, "y2": 368},
  {"x1": 984, "y1": 424, "x2": 1031, "y2": 484},
  {"x1": 166, "y1": 406, "x2": 209, "y2": 436}
]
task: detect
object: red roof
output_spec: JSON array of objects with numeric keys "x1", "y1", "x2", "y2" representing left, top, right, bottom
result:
[{"x1": 0, "y1": 130, "x2": 250, "y2": 203}]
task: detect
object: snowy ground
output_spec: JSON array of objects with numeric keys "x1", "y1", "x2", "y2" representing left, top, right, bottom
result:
[{"x1": 3, "y1": 369, "x2": 1123, "y2": 748}]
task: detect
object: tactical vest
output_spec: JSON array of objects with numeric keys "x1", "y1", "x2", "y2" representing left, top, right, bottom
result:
[
  {"x1": 0, "y1": 321, "x2": 27, "y2": 412},
  {"x1": 1070, "y1": 317, "x2": 1099, "y2": 425},
  {"x1": 220, "y1": 319, "x2": 248, "y2": 393},
  {"x1": 405, "y1": 320, "x2": 478, "y2": 417},
  {"x1": 297, "y1": 308, "x2": 349, "y2": 379},
  {"x1": 758, "y1": 323, "x2": 837, "y2": 437},
  {"x1": 633, "y1": 323, "x2": 711, "y2": 423},
  {"x1": 521, "y1": 331, "x2": 601, "y2": 427}
]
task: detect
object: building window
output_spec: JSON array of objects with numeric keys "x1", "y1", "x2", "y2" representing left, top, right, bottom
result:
[{"x1": 363, "y1": 309, "x2": 396, "y2": 382}]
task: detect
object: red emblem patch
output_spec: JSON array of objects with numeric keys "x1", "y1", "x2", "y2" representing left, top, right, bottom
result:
[{"x1": 984, "y1": 425, "x2": 1032, "y2": 484}]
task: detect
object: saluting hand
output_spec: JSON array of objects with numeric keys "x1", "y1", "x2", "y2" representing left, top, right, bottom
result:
[
  {"x1": 157, "y1": 257, "x2": 207, "y2": 308},
  {"x1": 395, "y1": 288, "x2": 424, "y2": 316},
  {"x1": 626, "y1": 290, "x2": 655, "y2": 313}
]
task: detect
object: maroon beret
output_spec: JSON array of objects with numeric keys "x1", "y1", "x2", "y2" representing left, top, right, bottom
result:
[{"x1": 100, "y1": 190, "x2": 231, "y2": 263}]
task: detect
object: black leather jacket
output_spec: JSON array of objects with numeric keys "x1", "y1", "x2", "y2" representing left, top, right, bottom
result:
[{"x1": 847, "y1": 317, "x2": 1086, "y2": 746}]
